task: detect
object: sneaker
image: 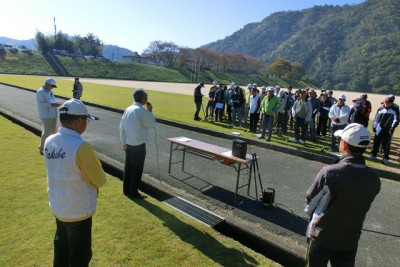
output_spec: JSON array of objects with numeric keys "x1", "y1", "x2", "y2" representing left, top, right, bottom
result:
[
  {"x1": 382, "y1": 158, "x2": 389, "y2": 165},
  {"x1": 292, "y1": 139, "x2": 298, "y2": 143},
  {"x1": 258, "y1": 136, "x2": 265, "y2": 139},
  {"x1": 299, "y1": 140, "x2": 305, "y2": 144},
  {"x1": 266, "y1": 138, "x2": 271, "y2": 142},
  {"x1": 369, "y1": 155, "x2": 377, "y2": 160}
]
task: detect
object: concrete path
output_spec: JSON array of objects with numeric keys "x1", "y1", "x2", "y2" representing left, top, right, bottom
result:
[{"x1": 1, "y1": 84, "x2": 399, "y2": 266}]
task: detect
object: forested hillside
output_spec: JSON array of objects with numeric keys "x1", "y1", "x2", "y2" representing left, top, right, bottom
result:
[{"x1": 204, "y1": 0, "x2": 400, "y2": 94}]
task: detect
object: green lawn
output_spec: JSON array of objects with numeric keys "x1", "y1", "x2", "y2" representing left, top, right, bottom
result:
[
  {"x1": 0, "y1": 74, "x2": 398, "y2": 171},
  {"x1": 0, "y1": 116, "x2": 279, "y2": 266}
]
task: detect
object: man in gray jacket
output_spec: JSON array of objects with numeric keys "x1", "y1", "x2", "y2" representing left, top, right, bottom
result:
[
  {"x1": 305, "y1": 123, "x2": 380, "y2": 267},
  {"x1": 36, "y1": 77, "x2": 63, "y2": 155}
]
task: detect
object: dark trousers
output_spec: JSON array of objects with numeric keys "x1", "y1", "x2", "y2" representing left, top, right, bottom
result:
[
  {"x1": 54, "y1": 217, "x2": 92, "y2": 267},
  {"x1": 123, "y1": 143, "x2": 146, "y2": 197},
  {"x1": 331, "y1": 124, "x2": 346, "y2": 151},
  {"x1": 276, "y1": 111, "x2": 288, "y2": 134},
  {"x1": 72, "y1": 92, "x2": 81, "y2": 100},
  {"x1": 306, "y1": 240, "x2": 357, "y2": 267},
  {"x1": 194, "y1": 102, "x2": 201, "y2": 119},
  {"x1": 317, "y1": 115, "x2": 328, "y2": 136},
  {"x1": 226, "y1": 105, "x2": 232, "y2": 120},
  {"x1": 294, "y1": 117, "x2": 308, "y2": 141},
  {"x1": 205, "y1": 101, "x2": 215, "y2": 117},
  {"x1": 249, "y1": 112, "x2": 260, "y2": 133},
  {"x1": 371, "y1": 131, "x2": 392, "y2": 159}
]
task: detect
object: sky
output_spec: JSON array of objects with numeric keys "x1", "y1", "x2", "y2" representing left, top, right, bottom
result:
[{"x1": 0, "y1": 0, "x2": 365, "y2": 53}]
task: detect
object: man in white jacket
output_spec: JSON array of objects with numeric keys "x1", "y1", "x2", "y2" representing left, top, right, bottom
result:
[{"x1": 328, "y1": 94, "x2": 350, "y2": 152}]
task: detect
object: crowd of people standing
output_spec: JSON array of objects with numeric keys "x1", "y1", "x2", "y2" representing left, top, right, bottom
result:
[{"x1": 193, "y1": 81, "x2": 399, "y2": 165}]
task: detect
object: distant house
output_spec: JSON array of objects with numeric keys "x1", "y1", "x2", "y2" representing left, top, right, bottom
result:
[{"x1": 122, "y1": 53, "x2": 162, "y2": 66}]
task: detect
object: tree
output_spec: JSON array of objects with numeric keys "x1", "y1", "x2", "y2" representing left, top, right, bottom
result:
[
  {"x1": 289, "y1": 63, "x2": 305, "y2": 80},
  {"x1": 263, "y1": 58, "x2": 292, "y2": 78},
  {"x1": 35, "y1": 32, "x2": 53, "y2": 54},
  {"x1": 54, "y1": 31, "x2": 75, "y2": 52}
]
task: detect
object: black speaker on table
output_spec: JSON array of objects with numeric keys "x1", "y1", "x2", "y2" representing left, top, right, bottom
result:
[{"x1": 232, "y1": 139, "x2": 247, "y2": 159}]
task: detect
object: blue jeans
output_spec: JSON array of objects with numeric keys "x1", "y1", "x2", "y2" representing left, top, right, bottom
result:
[
  {"x1": 306, "y1": 240, "x2": 357, "y2": 267},
  {"x1": 261, "y1": 115, "x2": 274, "y2": 139},
  {"x1": 232, "y1": 107, "x2": 242, "y2": 126}
]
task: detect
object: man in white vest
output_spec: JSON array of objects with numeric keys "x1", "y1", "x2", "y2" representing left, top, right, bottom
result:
[{"x1": 44, "y1": 99, "x2": 106, "y2": 266}]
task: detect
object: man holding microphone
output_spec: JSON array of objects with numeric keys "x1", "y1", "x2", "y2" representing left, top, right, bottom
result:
[{"x1": 120, "y1": 89, "x2": 156, "y2": 199}]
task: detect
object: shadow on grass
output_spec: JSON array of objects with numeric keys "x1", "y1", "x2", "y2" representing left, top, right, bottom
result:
[{"x1": 135, "y1": 199, "x2": 261, "y2": 266}]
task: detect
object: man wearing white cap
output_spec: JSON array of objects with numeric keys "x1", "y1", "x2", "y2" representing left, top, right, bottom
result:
[
  {"x1": 36, "y1": 77, "x2": 63, "y2": 155},
  {"x1": 305, "y1": 123, "x2": 380, "y2": 267},
  {"x1": 44, "y1": 99, "x2": 106, "y2": 266},
  {"x1": 328, "y1": 94, "x2": 350, "y2": 152}
]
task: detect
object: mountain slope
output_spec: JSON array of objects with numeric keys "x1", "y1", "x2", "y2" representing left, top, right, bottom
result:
[{"x1": 203, "y1": 0, "x2": 400, "y2": 94}]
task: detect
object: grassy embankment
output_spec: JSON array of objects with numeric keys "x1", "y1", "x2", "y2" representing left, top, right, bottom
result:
[
  {"x1": 0, "y1": 74, "x2": 398, "y2": 171},
  {"x1": 0, "y1": 51, "x2": 55, "y2": 76},
  {"x1": 0, "y1": 115, "x2": 279, "y2": 266},
  {"x1": 0, "y1": 50, "x2": 314, "y2": 88},
  {"x1": 57, "y1": 55, "x2": 314, "y2": 88}
]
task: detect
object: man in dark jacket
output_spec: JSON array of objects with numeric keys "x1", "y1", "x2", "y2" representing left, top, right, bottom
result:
[
  {"x1": 317, "y1": 92, "x2": 332, "y2": 137},
  {"x1": 369, "y1": 96, "x2": 399, "y2": 164},
  {"x1": 193, "y1": 82, "x2": 204, "y2": 121},
  {"x1": 305, "y1": 123, "x2": 380, "y2": 267}
]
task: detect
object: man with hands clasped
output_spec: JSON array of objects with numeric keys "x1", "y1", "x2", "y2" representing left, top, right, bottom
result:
[{"x1": 328, "y1": 94, "x2": 350, "y2": 152}]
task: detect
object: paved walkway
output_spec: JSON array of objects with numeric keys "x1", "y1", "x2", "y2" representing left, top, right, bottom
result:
[{"x1": 1, "y1": 84, "x2": 399, "y2": 266}]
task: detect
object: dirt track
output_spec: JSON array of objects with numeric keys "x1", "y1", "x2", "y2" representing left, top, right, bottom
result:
[{"x1": 68, "y1": 77, "x2": 392, "y2": 118}]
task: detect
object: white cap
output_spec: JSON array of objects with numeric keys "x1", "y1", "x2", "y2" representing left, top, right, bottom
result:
[
  {"x1": 45, "y1": 77, "x2": 57, "y2": 88},
  {"x1": 275, "y1": 85, "x2": 280, "y2": 89},
  {"x1": 268, "y1": 87, "x2": 275, "y2": 92},
  {"x1": 253, "y1": 83, "x2": 258, "y2": 87},
  {"x1": 59, "y1": 99, "x2": 98, "y2": 120},
  {"x1": 213, "y1": 81, "x2": 218, "y2": 85},
  {"x1": 338, "y1": 94, "x2": 346, "y2": 100},
  {"x1": 247, "y1": 84, "x2": 252, "y2": 88},
  {"x1": 334, "y1": 123, "x2": 370, "y2": 147}
]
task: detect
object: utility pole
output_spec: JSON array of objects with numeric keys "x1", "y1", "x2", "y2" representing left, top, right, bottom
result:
[{"x1": 54, "y1": 17, "x2": 57, "y2": 37}]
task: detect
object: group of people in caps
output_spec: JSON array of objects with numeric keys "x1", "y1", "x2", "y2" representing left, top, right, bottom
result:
[{"x1": 194, "y1": 82, "x2": 399, "y2": 164}]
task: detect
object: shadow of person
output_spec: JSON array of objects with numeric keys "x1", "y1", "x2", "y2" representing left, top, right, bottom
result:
[{"x1": 135, "y1": 200, "x2": 261, "y2": 266}]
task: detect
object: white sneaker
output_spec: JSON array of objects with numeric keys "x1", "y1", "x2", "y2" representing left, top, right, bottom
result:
[
  {"x1": 292, "y1": 139, "x2": 298, "y2": 143},
  {"x1": 299, "y1": 140, "x2": 305, "y2": 144},
  {"x1": 369, "y1": 155, "x2": 376, "y2": 160},
  {"x1": 382, "y1": 158, "x2": 389, "y2": 164}
]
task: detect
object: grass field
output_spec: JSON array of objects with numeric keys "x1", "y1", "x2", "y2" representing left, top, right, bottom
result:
[
  {"x1": 0, "y1": 74, "x2": 398, "y2": 170},
  {"x1": 0, "y1": 116, "x2": 279, "y2": 266}
]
